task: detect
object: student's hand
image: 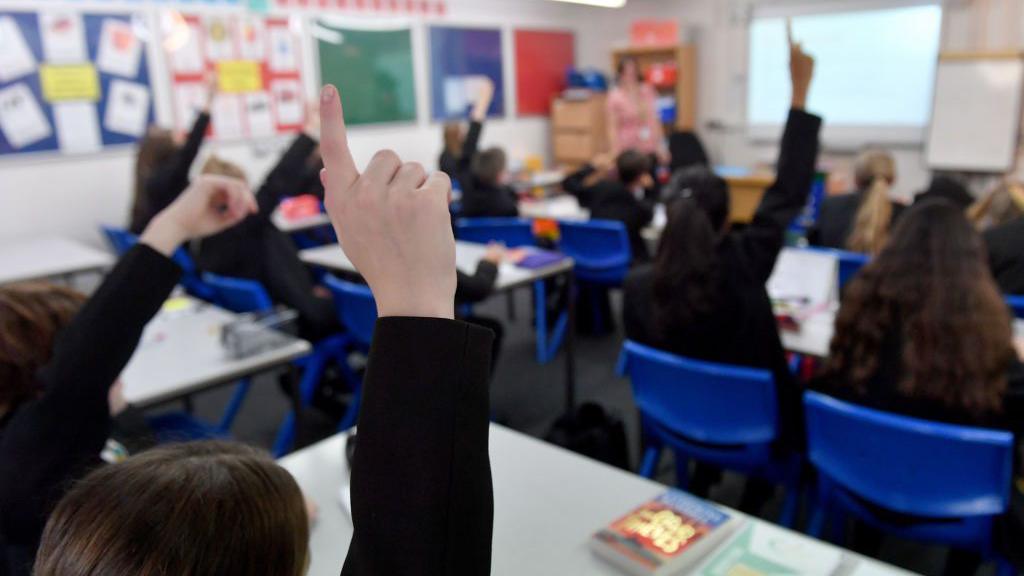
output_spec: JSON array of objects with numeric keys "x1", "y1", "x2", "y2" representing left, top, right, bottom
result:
[
  {"x1": 141, "y1": 175, "x2": 257, "y2": 257},
  {"x1": 787, "y1": 20, "x2": 815, "y2": 110},
  {"x1": 1014, "y1": 337, "x2": 1024, "y2": 361},
  {"x1": 471, "y1": 77, "x2": 495, "y2": 122},
  {"x1": 108, "y1": 379, "x2": 128, "y2": 417},
  {"x1": 203, "y1": 69, "x2": 219, "y2": 109},
  {"x1": 303, "y1": 103, "x2": 321, "y2": 140},
  {"x1": 483, "y1": 242, "x2": 506, "y2": 264},
  {"x1": 319, "y1": 84, "x2": 456, "y2": 320},
  {"x1": 591, "y1": 152, "x2": 615, "y2": 173}
]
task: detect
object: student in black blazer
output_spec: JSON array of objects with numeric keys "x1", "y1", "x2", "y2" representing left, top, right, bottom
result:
[
  {"x1": 816, "y1": 200, "x2": 1024, "y2": 573},
  {"x1": 438, "y1": 79, "x2": 494, "y2": 182},
  {"x1": 563, "y1": 150, "x2": 656, "y2": 262},
  {"x1": 622, "y1": 41, "x2": 820, "y2": 505},
  {"x1": 453, "y1": 81, "x2": 520, "y2": 218},
  {"x1": 971, "y1": 182, "x2": 1024, "y2": 295},
  {"x1": 32, "y1": 84, "x2": 495, "y2": 576},
  {"x1": 809, "y1": 148, "x2": 904, "y2": 254},
  {"x1": 0, "y1": 176, "x2": 257, "y2": 576}
]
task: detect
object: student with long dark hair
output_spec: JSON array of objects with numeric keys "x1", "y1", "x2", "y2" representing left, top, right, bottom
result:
[
  {"x1": 622, "y1": 37, "x2": 820, "y2": 504},
  {"x1": 817, "y1": 200, "x2": 1024, "y2": 572},
  {"x1": 31, "y1": 84, "x2": 495, "y2": 576}
]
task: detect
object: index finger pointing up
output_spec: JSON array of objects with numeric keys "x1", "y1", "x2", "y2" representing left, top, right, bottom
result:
[
  {"x1": 786, "y1": 18, "x2": 794, "y2": 48},
  {"x1": 319, "y1": 84, "x2": 359, "y2": 192}
]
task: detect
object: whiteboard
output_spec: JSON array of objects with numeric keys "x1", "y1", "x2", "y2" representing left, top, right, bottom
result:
[{"x1": 926, "y1": 57, "x2": 1024, "y2": 172}]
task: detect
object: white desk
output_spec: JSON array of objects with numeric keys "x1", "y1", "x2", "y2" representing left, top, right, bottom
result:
[
  {"x1": 121, "y1": 298, "x2": 311, "y2": 407},
  {"x1": 300, "y1": 241, "x2": 574, "y2": 293},
  {"x1": 0, "y1": 237, "x2": 114, "y2": 285},
  {"x1": 281, "y1": 424, "x2": 913, "y2": 576},
  {"x1": 518, "y1": 195, "x2": 589, "y2": 222},
  {"x1": 512, "y1": 169, "x2": 566, "y2": 192},
  {"x1": 272, "y1": 210, "x2": 332, "y2": 234}
]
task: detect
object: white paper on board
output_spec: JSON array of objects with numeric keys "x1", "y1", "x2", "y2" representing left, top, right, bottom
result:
[
  {"x1": 54, "y1": 101, "x2": 101, "y2": 153},
  {"x1": 0, "y1": 83, "x2": 52, "y2": 149},
  {"x1": 173, "y1": 82, "x2": 208, "y2": 132},
  {"x1": 267, "y1": 26, "x2": 298, "y2": 72},
  {"x1": 103, "y1": 79, "x2": 150, "y2": 137},
  {"x1": 270, "y1": 79, "x2": 303, "y2": 126},
  {"x1": 237, "y1": 17, "x2": 267, "y2": 61},
  {"x1": 0, "y1": 16, "x2": 38, "y2": 83},
  {"x1": 211, "y1": 94, "x2": 244, "y2": 138},
  {"x1": 245, "y1": 91, "x2": 275, "y2": 137},
  {"x1": 40, "y1": 12, "x2": 87, "y2": 64},
  {"x1": 96, "y1": 18, "x2": 143, "y2": 78},
  {"x1": 170, "y1": 20, "x2": 205, "y2": 74},
  {"x1": 443, "y1": 76, "x2": 489, "y2": 117},
  {"x1": 204, "y1": 16, "x2": 236, "y2": 62}
]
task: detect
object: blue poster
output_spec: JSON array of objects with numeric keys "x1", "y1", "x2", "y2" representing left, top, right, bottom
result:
[
  {"x1": 428, "y1": 26, "x2": 504, "y2": 121},
  {"x1": 0, "y1": 11, "x2": 154, "y2": 157}
]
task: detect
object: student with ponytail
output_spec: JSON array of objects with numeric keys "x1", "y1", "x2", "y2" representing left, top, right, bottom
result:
[
  {"x1": 622, "y1": 35, "x2": 821, "y2": 507},
  {"x1": 811, "y1": 148, "x2": 902, "y2": 254},
  {"x1": 975, "y1": 182, "x2": 1024, "y2": 294}
]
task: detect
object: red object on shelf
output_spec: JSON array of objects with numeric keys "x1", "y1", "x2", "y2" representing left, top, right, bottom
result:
[
  {"x1": 515, "y1": 29, "x2": 576, "y2": 117},
  {"x1": 630, "y1": 20, "x2": 679, "y2": 47},
  {"x1": 279, "y1": 195, "x2": 322, "y2": 221},
  {"x1": 646, "y1": 62, "x2": 678, "y2": 89}
]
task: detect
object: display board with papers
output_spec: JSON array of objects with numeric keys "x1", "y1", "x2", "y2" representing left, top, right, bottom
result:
[{"x1": 0, "y1": 10, "x2": 154, "y2": 157}]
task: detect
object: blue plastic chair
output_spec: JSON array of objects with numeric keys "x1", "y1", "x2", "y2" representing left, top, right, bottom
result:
[
  {"x1": 559, "y1": 220, "x2": 632, "y2": 333},
  {"x1": 455, "y1": 218, "x2": 536, "y2": 248},
  {"x1": 801, "y1": 246, "x2": 870, "y2": 290},
  {"x1": 617, "y1": 340, "x2": 802, "y2": 527},
  {"x1": 101, "y1": 225, "x2": 137, "y2": 256},
  {"x1": 804, "y1": 391, "x2": 1015, "y2": 570},
  {"x1": 323, "y1": 275, "x2": 378, "y2": 347},
  {"x1": 1005, "y1": 295, "x2": 1024, "y2": 319}
]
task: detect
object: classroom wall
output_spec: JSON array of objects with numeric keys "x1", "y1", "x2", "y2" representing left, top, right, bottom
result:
[
  {"x1": 0, "y1": 0, "x2": 607, "y2": 247},
  {"x1": 581, "y1": 0, "x2": 1024, "y2": 202}
]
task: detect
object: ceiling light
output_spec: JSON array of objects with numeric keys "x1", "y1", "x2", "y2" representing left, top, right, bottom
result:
[{"x1": 548, "y1": 0, "x2": 628, "y2": 8}]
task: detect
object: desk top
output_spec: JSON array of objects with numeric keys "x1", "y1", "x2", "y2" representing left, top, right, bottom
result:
[
  {"x1": 272, "y1": 210, "x2": 332, "y2": 234},
  {"x1": 280, "y1": 424, "x2": 912, "y2": 576},
  {"x1": 512, "y1": 169, "x2": 566, "y2": 192},
  {"x1": 300, "y1": 241, "x2": 573, "y2": 292},
  {"x1": 0, "y1": 237, "x2": 114, "y2": 285},
  {"x1": 121, "y1": 298, "x2": 311, "y2": 407},
  {"x1": 518, "y1": 195, "x2": 590, "y2": 222}
]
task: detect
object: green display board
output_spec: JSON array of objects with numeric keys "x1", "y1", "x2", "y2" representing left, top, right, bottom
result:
[{"x1": 316, "y1": 21, "x2": 416, "y2": 126}]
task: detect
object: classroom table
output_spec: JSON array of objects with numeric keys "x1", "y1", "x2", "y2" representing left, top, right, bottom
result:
[
  {"x1": 280, "y1": 424, "x2": 915, "y2": 576},
  {"x1": 511, "y1": 169, "x2": 567, "y2": 192},
  {"x1": 0, "y1": 236, "x2": 114, "y2": 285},
  {"x1": 272, "y1": 210, "x2": 332, "y2": 234},
  {"x1": 121, "y1": 297, "x2": 312, "y2": 408},
  {"x1": 518, "y1": 194, "x2": 590, "y2": 222}
]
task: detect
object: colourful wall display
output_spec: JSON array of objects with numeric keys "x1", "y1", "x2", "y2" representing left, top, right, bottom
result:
[
  {"x1": 316, "y1": 20, "x2": 416, "y2": 126},
  {"x1": 164, "y1": 12, "x2": 305, "y2": 140},
  {"x1": 277, "y1": 0, "x2": 445, "y2": 15},
  {"x1": 428, "y1": 25, "x2": 504, "y2": 121},
  {"x1": 0, "y1": 10, "x2": 154, "y2": 156},
  {"x1": 514, "y1": 29, "x2": 575, "y2": 116}
]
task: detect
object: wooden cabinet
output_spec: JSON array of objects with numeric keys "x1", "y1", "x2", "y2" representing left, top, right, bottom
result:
[{"x1": 551, "y1": 95, "x2": 609, "y2": 167}]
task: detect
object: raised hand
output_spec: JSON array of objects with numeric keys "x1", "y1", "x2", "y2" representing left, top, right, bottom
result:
[
  {"x1": 787, "y1": 19, "x2": 815, "y2": 110},
  {"x1": 471, "y1": 77, "x2": 495, "y2": 122},
  {"x1": 319, "y1": 84, "x2": 457, "y2": 320},
  {"x1": 141, "y1": 175, "x2": 257, "y2": 256}
]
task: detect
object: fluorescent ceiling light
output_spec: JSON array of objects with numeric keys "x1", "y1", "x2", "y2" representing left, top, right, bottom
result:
[{"x1": 548, "y1": 0, "x2": 628, "y2": 8}]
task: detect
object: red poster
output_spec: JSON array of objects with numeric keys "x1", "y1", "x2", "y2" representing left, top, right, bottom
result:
[{"x1": 514, "y1": 29, "x2": 575, "y2": 117}]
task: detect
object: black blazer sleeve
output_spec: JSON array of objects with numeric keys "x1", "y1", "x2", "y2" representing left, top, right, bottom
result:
[
  {"x1": 562, "y1": 165, "x2": 598, "y2": 209},
  {"x1": 455, "y1": 261, "x2": 499, "y2": 305},
  {"x1": 0, "y1": 245, "x2": 181, "y2": 550},
  {"x1": 735, "y1": 109, "x2": 822, "y2": 282},
  {"x1": 256, "y1": 133, "x2": 319, "y2": 219},
  {"x1": 135, "y1": 113, "x2": 211, "y2": 232},
  {"x1": 457, "y1": 121, "x2": 483, "y2": 176},
  {"x1": 341, "y1": 317, "x2": 494, "y2": 576}
]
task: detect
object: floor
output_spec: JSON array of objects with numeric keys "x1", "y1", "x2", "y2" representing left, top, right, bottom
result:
[{"x1": 174, "y1": 287, "x2": 991, "y2": 576}]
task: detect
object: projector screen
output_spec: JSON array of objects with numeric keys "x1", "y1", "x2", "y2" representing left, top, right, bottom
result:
[{"x1": 747, "y1": 1, "x2": 943, "y2": 146}]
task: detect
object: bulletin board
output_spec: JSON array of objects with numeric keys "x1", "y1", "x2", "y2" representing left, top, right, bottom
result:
[
  {"x1": 164, "y1": 13, "x2": 305, "y2": 140},
  {"x1": 0, "y1": 10, "x2": 154, "y2": 157},
  {"x1": 514, "y1": 29, "x2": 574, "y2": 117},
  {"x1": 316, "y1": 20, "x2": 416, "y2": 126},
  {"x1": 428, "y1": 26, "x2": 504, "y2": 121}
]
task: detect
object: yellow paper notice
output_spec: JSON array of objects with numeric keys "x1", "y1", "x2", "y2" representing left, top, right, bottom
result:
[
  {"x1": 217, "y1": 60, "x2": 263, "y2": 94},
  {"x1": 39, "y1": 64, "x2": 100, "y2": 102}
]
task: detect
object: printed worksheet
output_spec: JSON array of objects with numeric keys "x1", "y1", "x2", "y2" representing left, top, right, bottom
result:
[
  {"x1": 40, "y1": 12, "x2": 87, "y2": 64},
  {"x1": 54, "y1": 101, "x2": 101, "y2": 153},
  {"x1": 271, "y1": 79, "x2": 303, "y2": 126},
  {"x1": 169, "y1": 19, "x2": 205, "y2": 74},
  {"x1": 245, "y1": 91, "x2": 275, "y2": 137},
  {"x1": 0, "y1": 16, "x2": 38, "y2": 82},
  {"x1": 96, "y1": 18, "x2": 142, "y2": 78},
  {"x1": 103, "y1": 79, "x2": 149, "y2": 136},
  {"x1": 211, "y1": 93, "x2": 243, "y2": 138},
  {"x1": 0, "y1": 83, "x2": 52, "y2": 148},
  {"x1": 204, "y1": 16, "x2": 235, "y2": 61},
  {"x1": 268, "y1": 25, "x2": 298, "y2": 72},
  {"x1": 237, "y1": 17, "x2": 267, "y2": 61}
]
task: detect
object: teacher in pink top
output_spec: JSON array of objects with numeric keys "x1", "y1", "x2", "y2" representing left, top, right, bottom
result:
[{"x1": 606, "y1": 58, "x2": 669, "y2": 164}]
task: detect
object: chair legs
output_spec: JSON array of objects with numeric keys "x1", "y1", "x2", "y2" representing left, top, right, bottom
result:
[
  {"x1": 779, "y1": 488, "x2": 800, "y2": 529},
  {"x1": 639, "y1": 446, "x2": 661, "y2": 478},
  {"x1": 216, "y1": 378, "x2": 252, "y2": 434}
]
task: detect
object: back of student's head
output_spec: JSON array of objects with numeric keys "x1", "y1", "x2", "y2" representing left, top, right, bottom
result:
[
  {"x1": 471, "y1": 147, "x2": 507, "y2": 187},
  {"x1": 615, "y1": 150, "x2": 651, "y2": 186},
  {"x1": 0, "y1": 283, "x2": 85, "y2": 410},
  {"x1": 847, "y1": 148, "x2": 897, "y2": 255},
  {"x1": 443, "y1": 122, "x2": 463, "y2": 156},
  {"x1": 916, "y1": 174, "x2": 973, "y2": 209},
  {"x1": 967, "y1": 181, "x2": 1024, "y2": 230},
  {"x1": 825, "y1": 200, "x2": 1014, "y2": 416},
  {"x1": 202, "y1": 155, "x2": 249, "y2": 185},
  {"x1": 652, "y1": 167, "x2": 730, "y2": 335},
  {"x1": 34, "y1": 441, "x2": 309, "y2": 576},
  {"x1": 132, "y1": 127, "x2": 179, "y2": 229}
]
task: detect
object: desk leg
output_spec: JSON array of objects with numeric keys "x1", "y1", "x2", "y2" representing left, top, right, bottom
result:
[
  {"x1": 564, "y1": 270, "x2": 577, "y2": 416},
  {"x1": 533, "y1": 280, "x2": 548, "y2": 363}
]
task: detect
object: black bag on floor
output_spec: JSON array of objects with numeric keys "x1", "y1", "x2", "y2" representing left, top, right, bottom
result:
[{"x1": 545, "y1": 402, "x2": 630, "y2": 470}]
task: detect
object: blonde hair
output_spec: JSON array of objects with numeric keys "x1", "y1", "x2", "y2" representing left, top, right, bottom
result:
[
  {"x1": 847, "y1": 149, "x2": 897, "y2": 255},
  {"x1": 967, "y1": 181, "x2": 1024, "y2": 230},
  {"x1": 201, "y1": 155, "x2": 248, "y2": 184}
]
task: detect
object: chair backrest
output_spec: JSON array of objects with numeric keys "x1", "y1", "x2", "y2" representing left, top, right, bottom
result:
[
  {"x1": 455, "y1": 218, "x2": 535, "y2": 248},
  {"x1": 1005, "y1": 295, "x2": 1024, "y2": 319},
  {"x1": 101, "y1": 226, "x2": 138, "y2": 256},
  {"x1": 558, "y1": 220, "x2": 631, "y2": 278},
  {"x1": 801, "y1": 246, "x2": 870, "y2": 289},
  {"x1": 323, "y1": 274, "x2": 377, "y2": 346},
  {"x1": 201, "y1": 273, "x2": 274, "y2": 313},
  {"x1": 804, "y1": 391, "x2": 1013, "y2": 518},
  {"x1": 618, "y1": 340, "x2": 778, "y2": 445}
]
